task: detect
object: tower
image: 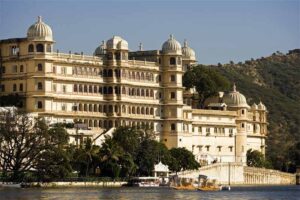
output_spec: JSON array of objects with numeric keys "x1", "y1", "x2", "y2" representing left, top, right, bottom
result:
[{"x1": 160, "y1": 35, "x2": 185, "y2": 149}]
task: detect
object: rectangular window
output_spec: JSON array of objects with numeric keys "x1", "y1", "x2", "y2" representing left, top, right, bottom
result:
[
  {"x1": 170, "y1": 92, "x2": 176, "y2": 99},
  {"x1": 62, "y1": 104, "x2": 67, "y2": 111},
  {"x1": 229, "y1": 146, "x2": 233, "y2": 152},
  {"x1": 62, "y1": 85, "x2": 67, "y2": 93},
  {"x1": 198, "y1": 127, "x2": 202, "y2": 134},
  {"x1": 13, "y1": 84, "x2": 17, "y2": 92},
  {"x1": 206, "y1": 146, "x2": 210, "y2": 152},
  {"x1": 37, "y1": 64, "x2": 43, "y2": 71},
  {"x1": 61, "y1": 67, "x2": 66, "y2": 75},
  {"x1": 37, "y1": 82, "x2": 43, "y2": 90},
  {"x1": 20, "y1": 65, "x2": 24, "y2": 72},
  {"x1": 19, "y1": 83, "x2": 23, "y2": 91},
  {"x1": 10, "y1": 46, "x2": 19, "y2": 56},
  {"x1": 53, "y1": 84, "x2": 57, "y2": 92},
  {"x1": 218, "y1": 146, "x2": 222, "y2": 152},
  {"x1": 1, "y1": 66, "x2": 5, "y2": 74},
  {"x1": 171, "y1": 123, "x2": 176, "y2": 131},
  {"x1": 37, "y1": 101, "x2": 43, "y2": 109},
  {"x1": 170, "y1": 75, "x2": 176, "y2": 82},
  {"x1": 0, "y1": 84, "x2": 5, "y2": 92}
]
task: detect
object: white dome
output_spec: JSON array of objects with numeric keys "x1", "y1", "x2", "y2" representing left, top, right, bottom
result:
[
  {"x1": 258, "y1": 101, "x2": 266, "y2": 110},
  {"x1": 106, "y1": 36, "x2": 128, "y2": 50},
  {"x1": 27, "y1": 16, "x2": 53, "y2": 41},
  {"x1": 223, "y1": 84, "x2": 250, "y2": 108},
  {"x1": 251, "y1": 103, "x2": 258, "y2": 110},
  {"x1": 162, "y1": 34, "x2": 182, "y2": 55},
  {"x1": 182, "y1": 40, "x2": 196, "y2": 60},
  {"x1": 94, "y1": 41, "x2": 106, "y2": 56}
]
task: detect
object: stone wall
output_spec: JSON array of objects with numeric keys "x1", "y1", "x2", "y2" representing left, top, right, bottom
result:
[
  {"x1": 174, "y1": 163, "x2": 296, "y2": 185},
  {"x1": 244, "y1": 167, "x2": 296, "y2": 185}
]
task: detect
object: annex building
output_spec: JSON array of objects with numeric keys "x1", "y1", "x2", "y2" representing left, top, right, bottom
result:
[{"x1": 0, "y1": 17, "x2": 267, "y2": 165}]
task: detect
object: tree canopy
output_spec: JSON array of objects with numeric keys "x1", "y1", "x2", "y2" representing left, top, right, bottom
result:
[{"x1": 183, "y1": 65, "x2": 230, "y2": 108}]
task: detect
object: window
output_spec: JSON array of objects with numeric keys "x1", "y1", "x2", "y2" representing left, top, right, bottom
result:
[
  {"x1": 214, "y1": 127, "x2": 218, "y2": 133},
  {"x1": 242, "y1": 109, "x2": 245, "y2": 115},
  {"x1": 206, "y1": 128, "x2": 210, "y2": 135},
  {"x1": 0, "y1": 84, "x2": 5, "y2": 92},
  {"x1": 62, "y1": 85, "x2": 67, "y2": 93},
  {"x1": 37, "y1": 101, "x2": 43, "y2": 109},
  {"x1": 62, "y1": 104, "x2": 67, "y2": 111},
  {"x1": 10, "y1": 46, "x2": 19, "y2": 56},
  {"x1": 74, "y1": 84, "x2": 78, "y2": 92},
  {"x1": 206, "y1": 146, "x2": 210, "y2": 152},
  {"x1": 171, "y1": 123, "x2": 176, "y2": 131},
  {"x1": 229, "y1": 146, "x2": 233, "y2": 152},
  {"x1": 229, "y1": 128, "x2": 233, "y2": 136},
  {"x1": 241, "y1": 123, "x2": 245, "y2": 128},
  {"x1": 217, "y1": 146, "x2": 222, "y2": 152},
  {"x1": 28, "y1": 44, "x2": 34, "y2": 52},
  {"x1": 37, "y1": 64, "x2": 43, "y2": 71},
  {"x1": 37, "y1": 82, "x2": 43, "y2": 90},
  {"x1": 13, "y1": 84, "x2": 17, "y2": 92},
  {"x1": 170, "y1": 75, "x2": 176, "y2": 82},
  {"x1": 170, "y1": 57, "x2": 176, "y2": 65},
  {"x1": 198, "y1": 127, "x2": 202, "y2": 134},
  {"x1": 170, "y1": 92, "x2": 176, "y2": 99},
  {"x1": 20, "y1": 65, "x2": 24, "y2": 72},
  {"x1": 61, "y1": 67, "x2": 66, "y2": 75},
  {"x1": 53, "y1": 66, "x2": 56, "y2": 73},
  {"x1": 1, "y1": 66, "x2": 5, "y2": 74},
  {"x1": 19, "y1": 83, "x2": 23, "y2": 91},
  {"x1": 36, "y1": 44, "x2": 44, "y2": 52}
]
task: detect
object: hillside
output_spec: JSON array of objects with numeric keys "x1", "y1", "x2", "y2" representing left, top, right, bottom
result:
[{"x1": 210, "y1": 50, "x2": 300, "y2": 172}]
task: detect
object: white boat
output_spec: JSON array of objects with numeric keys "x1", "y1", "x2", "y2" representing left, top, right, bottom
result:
[
  {"x1": 0, "y1": 182, "x2": 22, "y2": 188},
  {"x1": 220, "y1": 185, "x2": 231, "y2": 191},
  {"x1": 127, "y1": 177, "x2": 160, "y2": 187}
]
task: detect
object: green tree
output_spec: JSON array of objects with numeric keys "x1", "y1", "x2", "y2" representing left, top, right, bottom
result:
[
  {"x1": 183, "y1": 65, "x2": 230, "y2": 108},
  {"x1": 169, "y1": 148, "x2": 200, "y2": 173},
  {"x1": 136, "y1": 139, "x2": 171, "y2": 176},
  {"x1": 0, "y1": 110, "x2": 72, "y2": 182},
  {"x1": 246, "y1": 149, "x2": 270, "y2": 168}
]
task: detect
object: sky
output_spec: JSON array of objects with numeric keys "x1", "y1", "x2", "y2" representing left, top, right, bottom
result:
[{"x1": 0, "y1": 0, "x2": 299, "y2": 64}]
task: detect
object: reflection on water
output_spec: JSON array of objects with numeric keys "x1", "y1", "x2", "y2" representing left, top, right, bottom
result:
[{"x1": 0, "y1": 186, "x2": 299, "y2": 200}]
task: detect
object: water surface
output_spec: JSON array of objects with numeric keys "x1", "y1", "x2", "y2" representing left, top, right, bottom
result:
[{"x1": 0, "y1": 185, "x2": 299, "y2": 200}]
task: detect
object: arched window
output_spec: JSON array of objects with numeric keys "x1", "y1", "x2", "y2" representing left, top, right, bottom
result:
[
  {"x1": 122, "y1": 105, "x2": 126, "y2": 113},
  {"x1": 84, "y1": 104, "x2": 88, "y2": 111},
  {"x1": 89, "y1": 85, "x2": 93, "y2": 93},
  {"x1": 89, "y1": 120, "x2": 93, "y2": 127},
  {"x1": 99, "y1": 105, "x2": 102, "y2": 112},
  {"x1": 136, "y1": 72, "x2": 140, "y2": 80},
  {"x1": 94, "y1": 120, "x2": 98, "y2": 127},
  {"x1": 108, "y1": 105, "x2": 113, "y2": 113},
  {"x1": 146, "y1": 107, "x2": 149, "y2": 115},
  {"x1": 89, "y1": 104, "x2": 93, "y2": 112},
  {"x1": 150, "y1": 90, "x2": 154, "y2": 97},
  {"x1": 141, "y1": 107, "x2": 145, "y2": 114},
  {"x1": 94, "y1": 85, "x2": 97, "y2": 93},
  {"x1": 137, "y1": 107, "x2": 140, "y2": 114},
  {"x1": 146, "y1": 89, "x2": 149, "y2": 97},
  {"x1": 103, "y1": 105, "x2": 107, "y2": 113},
  {"x1": 122, "y1": 87, "x2": 126, "y2": 94},
  {"x1": 170, "y1": 57, "x2": 176, "y2": 65},
  {"x1": 20, "y1": 65, "x2": 24, "y2": 73},
  {"x1": 132, "y1": 71, "x2": 136, "y2": 79},
  {"x1": 79, "y1": 84, "x2": 83, "y2": 92},
  {"x1": 141, "y1": 89, "x2": 145, "y2": 96},
  {"x1": 84, "y1": 85, "x2": 88, "y2": 93},
  {"x1": 79, "y1": 103, "x2": 83, "y2": 111},
  {"x1": 36, "y1": 43, "x2": 44, "y2": 52},
  {"x1": 150, "y1": 108, "x2": 154, "y2": 115},
  {"x1": 28, "y1": 44, "x2": 34, "y2": 52},
  {"x1": 128, "y1": 106, "x2": 131, "y2": 114},
  {"x1": 132, "y1": 107, "x2": 136, "y2": 114},
  {"x1": 99, "y1": 86, "x2": 103, "y2": 94},
  {"x1": 141, "y1": 73, "x2": 145, "y2": 80},
  {"x1": 137, "y1": 89, "x2": 140, "y2": 96},
  {"x1": 103, "y1": 87, "x2": 107, "y2": 94},
  {"x1": 94, "y1": 104, "x2": 97, "y2": 112}
]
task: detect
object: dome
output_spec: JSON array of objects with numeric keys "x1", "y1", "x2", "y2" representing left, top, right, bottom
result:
[
  {"x1": 162, "y1": 34, "x2": 182, "y2": 55},
  {"x1": 106, "y1": 36, "x2": 128, "y2": 50},
  {"x1": 222, "y1": 84, "x2": 250, "y2": 108},
  {"x1": 27, "y1": 16, "x2": 53, "y2": 41},
  {"x1": 94, "y1": 41, "x2": 106, "y2": 56},
  {"x1": 182, "y1": 40, "x2": 196, "y2": 60},
  {"x1": 258, "y1": 101, "x2": 266, "y2": 110},
  {"x1": 251, "y1": 103, "x2": 258, "y2": 110}
]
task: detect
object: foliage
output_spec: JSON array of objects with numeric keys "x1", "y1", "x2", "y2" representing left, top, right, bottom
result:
[
  {"x1": 212, "y1": 50, "x2": 300, "y2": 172},
  {"x1": 183, "y1": 65, "x2": 230, "y2": 108},
  {"x1": 0, "y1": 111, "x2": 71, "y2": 182},
  {"x1": 246, "y1": 149, "x2": 271, "y2": 168},
  {"x1": 169, "y1": 148, "x2": 200, "y2": 172}
]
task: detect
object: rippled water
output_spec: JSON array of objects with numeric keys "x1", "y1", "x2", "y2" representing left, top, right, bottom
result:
[{"x1": 0, "y1": 185, "x2": 299, "y2": 200}]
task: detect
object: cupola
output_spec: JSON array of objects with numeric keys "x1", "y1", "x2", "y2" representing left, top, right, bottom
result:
[
  {"x1": 162, "y1": 34, "x2": 182, "y2": 55},
  {"x1": 27, "y1": 16, "x2": 53, "y2": 41}
]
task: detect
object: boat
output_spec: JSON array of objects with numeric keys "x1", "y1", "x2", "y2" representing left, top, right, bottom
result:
[
  {"x1": 126, "y1": 177, "x2": 160, "y2": 187},
  {"x1": 220, "y1": 185, "x2": 231, "y2": 191},
  {"x1": 0, "y1": 182, "x2": 22, "y2": 188}
]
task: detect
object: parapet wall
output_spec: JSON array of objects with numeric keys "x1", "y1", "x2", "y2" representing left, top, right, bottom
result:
[
  {"x1": 174, "y1": 163, "x2": 296, "y2": 185},
  {"x1": 244, "y1": 166, "x2": 296, "y2": 185}
]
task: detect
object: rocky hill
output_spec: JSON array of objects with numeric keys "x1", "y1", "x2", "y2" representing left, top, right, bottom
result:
[{"x1": 211, "y1": 49, "x2": 300, "y2": 172}]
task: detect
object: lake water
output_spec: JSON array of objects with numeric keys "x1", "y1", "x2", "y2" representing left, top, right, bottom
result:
[{"x1": 0, "y1": 185, "x2": 299, "y2": 200}]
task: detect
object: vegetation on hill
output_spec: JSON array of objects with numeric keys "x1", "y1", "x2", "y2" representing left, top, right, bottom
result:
[{"x1": 197, "y1": 50, "x2": 300, "y2": 172}]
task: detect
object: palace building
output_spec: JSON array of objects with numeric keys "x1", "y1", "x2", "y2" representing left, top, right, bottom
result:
[{"x1": 0, "y1": 17, "x2": 267, "y2": 164}]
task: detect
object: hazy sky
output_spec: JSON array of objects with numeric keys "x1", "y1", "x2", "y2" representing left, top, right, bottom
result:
[{"x1": 0, "y1": 0, "x2": 299, "y2": 64}]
